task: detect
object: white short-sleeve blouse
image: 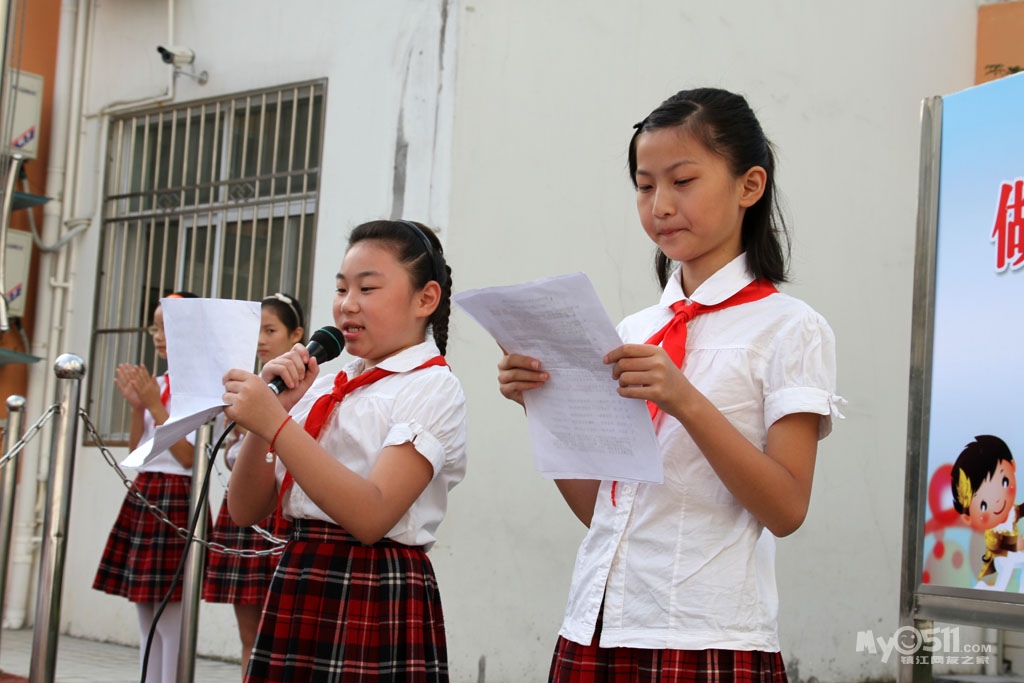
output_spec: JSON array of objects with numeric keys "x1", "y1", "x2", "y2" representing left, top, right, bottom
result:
[
  {"x1": 279, "y1": 340, "x2": 468, "y2": 550},
  {"x1": 133, "y1": 373, "x2": 195, "y2": 477},
  {"x1": 559, "y1": 254, "x2": 843, "y2": 651}
]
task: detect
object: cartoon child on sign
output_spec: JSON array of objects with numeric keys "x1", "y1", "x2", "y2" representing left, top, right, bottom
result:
[{"x1": 951, "y1": 434, "x2": 1024, "y2": 591}]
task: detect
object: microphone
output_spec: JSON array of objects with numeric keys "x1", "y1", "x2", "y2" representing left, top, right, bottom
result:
[{"x1": 268, "y1": 325, "x2": 345, "y2": 395}]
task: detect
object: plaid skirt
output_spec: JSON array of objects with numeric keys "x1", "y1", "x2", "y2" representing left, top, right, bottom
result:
[
  {"x1": 244, "y1": 519, "x2": 448, "y2": 683},
  {"x1": 550, "y1": 613, "x2": 788, "y2": 683},
  {"x1": 202, "y1": 494, "x2": 288, "y2": 604},
  {"x1": 93, "y1": 472, "x2": 208, "y2": 603}
]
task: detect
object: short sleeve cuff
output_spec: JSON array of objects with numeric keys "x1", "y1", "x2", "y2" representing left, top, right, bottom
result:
[
  {"x1": 765, "y1": 387, "x2": 847, "y2": 440},
  {"x1": 384, "y1": 422, "x2": 446, "y2": 476}
]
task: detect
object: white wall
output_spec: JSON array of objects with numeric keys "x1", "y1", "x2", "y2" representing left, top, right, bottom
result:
[
  {"x1": 24, "y1": 1, "x2": 984, "y2": 681},
  {"x1": 441, "y1": 1, "x2": 978, "y2": 681}
]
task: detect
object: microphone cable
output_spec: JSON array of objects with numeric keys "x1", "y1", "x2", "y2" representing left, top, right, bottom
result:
[{"x1": 139, "y1": 419, "x2": 236, "y2": 683}]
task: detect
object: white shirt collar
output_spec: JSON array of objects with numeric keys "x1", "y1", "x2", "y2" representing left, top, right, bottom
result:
[
  {"x1": 659, "y1": 253, "x2": 755, "y2": 307},
  {"x1": 343, "y1": 339, "x2": 443, "y2": 376}
]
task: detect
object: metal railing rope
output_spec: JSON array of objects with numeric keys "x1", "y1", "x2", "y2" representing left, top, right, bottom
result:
[
  {"x1": 0, "y1": 403, "x2": 58, "y2": 470},
  {"x1": 77, "y1": 409, "x2": 286, "y2": 557}
]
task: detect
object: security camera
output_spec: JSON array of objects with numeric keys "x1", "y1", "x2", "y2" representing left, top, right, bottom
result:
[{"x1": 156, "y1": 45, "x2": 195, "y2": 67}]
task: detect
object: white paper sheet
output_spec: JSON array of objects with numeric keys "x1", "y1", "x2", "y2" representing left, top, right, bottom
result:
[
  {"x1": 121, "y1": 297, "x2": 261, "y2": 468},
  {"x1": 454, "y1": 272, "x2": 662, "y2": 483}
]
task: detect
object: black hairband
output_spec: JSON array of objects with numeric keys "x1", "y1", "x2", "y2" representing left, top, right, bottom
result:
[{"x1": 398, "y1": 220, "x2": 448, "y2": 287}]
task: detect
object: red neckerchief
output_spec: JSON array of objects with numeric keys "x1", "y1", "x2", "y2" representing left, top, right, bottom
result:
[
  {"x1": 642, "y1": 278, "x2": 778, "y2": 419},
  {"x1": 609, "y1": 279, "x2": 778, "y2": 507}
]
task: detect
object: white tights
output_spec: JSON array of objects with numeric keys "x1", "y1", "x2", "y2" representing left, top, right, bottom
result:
[{"x1": 135, "y1": 602, "x2": 183, "y2": 683}]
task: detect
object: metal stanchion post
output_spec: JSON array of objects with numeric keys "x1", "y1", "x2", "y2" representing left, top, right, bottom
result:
[
  {"x1": 177, "y1": 419, "x2": 213, "y2": 683},
  {"x1": 0, "y1": 395, "x2": 26, "y2": 659},
  {"x1": 29, "y1": 354, "x2": 85, "y2": 683}
]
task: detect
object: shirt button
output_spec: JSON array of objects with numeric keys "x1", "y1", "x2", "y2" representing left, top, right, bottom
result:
[{"x1": 622, "y1": 484, "x2": 633, "y2": 495}]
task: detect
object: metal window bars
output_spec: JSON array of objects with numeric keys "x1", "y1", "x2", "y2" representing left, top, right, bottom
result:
[{"x1": 88, "y1": 80, "x2": 326, "y2": 444}]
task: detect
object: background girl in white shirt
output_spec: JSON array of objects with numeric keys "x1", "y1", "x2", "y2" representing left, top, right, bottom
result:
[
  {"x1": 202, "y1": 292, "x2": 305, "y2": 676},
  {"x1": 222, "y1": 220, "x2": 467, "y2": 682},
  {"x1": 94, "y1": 291, "x2": 202, "y2": 683},
  {"x1": 498, "y1": 88, "x2": 842, "y2": 682}
]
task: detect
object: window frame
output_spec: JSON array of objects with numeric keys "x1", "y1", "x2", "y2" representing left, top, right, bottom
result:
[{"x1": 87, "y1": 80, "x2": 327, "y2": 445}]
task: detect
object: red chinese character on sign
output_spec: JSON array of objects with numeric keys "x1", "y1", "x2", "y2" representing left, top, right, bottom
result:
[{"x1": 992, "y1": 179, "x2": 1024, "y2": 272}]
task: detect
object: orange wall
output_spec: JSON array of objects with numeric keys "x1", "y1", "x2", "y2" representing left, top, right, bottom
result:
[
  {"x1": 0, "y1": 0, "x2": 61, "y2": 417},
  {"x1": 976, "y1": 1, "x2": 1024, "y2": 83}
]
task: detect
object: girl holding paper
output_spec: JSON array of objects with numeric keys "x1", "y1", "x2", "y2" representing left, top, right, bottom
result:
[
  {"x1": 93, "y1": 291, "x2": 201, "y2": 683},
  {"x1": 498, "y1": 88, "x2": 844, "y2": 682},
  {"x1": 221, "y1": 220, "x2": 466, "y2": 682}
]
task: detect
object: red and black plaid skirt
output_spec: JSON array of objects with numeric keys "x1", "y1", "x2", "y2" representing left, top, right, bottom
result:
[
  {"x1": 202, "y1": 494, "x2": 288, "y2": 604},
  {"x1": 93, "y1": 471, "x2": 208, "y2": 603},
  {"x1": 244, "y1": 518, "x2": 448, "y2": 683},
  {"x1": 549, "y1": 614, "x2": 788, "y2": 683}
]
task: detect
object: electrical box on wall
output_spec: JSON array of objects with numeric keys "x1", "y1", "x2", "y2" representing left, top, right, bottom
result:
[
  {"x1": 5, "y1": 228, "x2": 31, "y2": 317},
  {"x1": 3, "y1": 69, "x2": 43, "y2": 160}
]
